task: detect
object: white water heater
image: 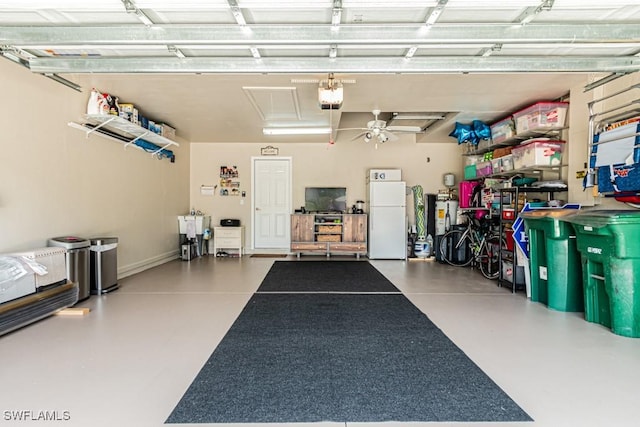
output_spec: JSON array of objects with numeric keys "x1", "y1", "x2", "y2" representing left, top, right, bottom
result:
[{"x1": 435, "y1": 200, "x2": 459, "y2": 235}]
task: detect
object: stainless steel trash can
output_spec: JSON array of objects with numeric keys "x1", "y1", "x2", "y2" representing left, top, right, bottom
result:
[
  {"x1": 89, "y1": 237, "x2": 119, "y2": 294},
  {"x1": 48, "y1": 236, "x2": 90, "y2": 302}
]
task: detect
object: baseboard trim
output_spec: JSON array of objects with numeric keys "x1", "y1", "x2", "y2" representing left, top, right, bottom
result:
[{"x1": 118, "y1": 250, "x2": 179, "y2": 279}]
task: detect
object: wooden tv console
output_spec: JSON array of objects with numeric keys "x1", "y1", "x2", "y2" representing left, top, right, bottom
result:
[{"x1": 290, "y1": 213, "x2": 367, "y2": 258}]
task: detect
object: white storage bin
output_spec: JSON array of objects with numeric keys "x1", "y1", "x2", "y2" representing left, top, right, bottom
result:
[
  {"x1": 514, "y1": 102, "x2": 568, "y2": 134},
  {"x1": 512, "y1": 140, "x2": 565, "y2": 169},
  {"x1": 490, "y1": 116, "x2": 516, "y2": 143}
]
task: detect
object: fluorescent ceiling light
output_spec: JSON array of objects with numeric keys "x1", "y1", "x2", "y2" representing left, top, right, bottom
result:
[{"x1": 263, "y1": 127, "x2": 332, "y2": 135}]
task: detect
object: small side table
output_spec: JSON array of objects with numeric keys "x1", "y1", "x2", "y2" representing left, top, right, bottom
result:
[{"x1": 213, "y1": 226, "x2": 244, "y2": 257}]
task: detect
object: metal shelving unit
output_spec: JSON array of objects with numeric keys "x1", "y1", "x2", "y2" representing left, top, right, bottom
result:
[
  {"x1": 463, "y1": 127, "x2": 567, "y2": 156},
  {"x1": 68, "y1": 114, "x2": 179, "y2": 160},
  {"x1": 498, "y1": 186, "x2": 568, "y2": 293}
]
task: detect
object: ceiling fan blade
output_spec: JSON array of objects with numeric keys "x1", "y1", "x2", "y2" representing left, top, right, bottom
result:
[
  {"x1": 386, "y1": 125, "x2": 423, "y2": 132},
  {"x1": 335, "y1": 127, "x2": 367, "y2": 132},
  {"x1": 381, "y1": 130, "x2": 399, "y2": 142},
  {"x1": 350, "y1": 131, "x2": 367, "y2": 141}
]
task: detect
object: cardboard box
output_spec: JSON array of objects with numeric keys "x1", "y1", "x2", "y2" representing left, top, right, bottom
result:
[
  {"x1": 12, "y1": 247, "x2": 67, "y2": 289},
  {"x1": 160, "y1": 123, "x2": 176, "y2": 140}
]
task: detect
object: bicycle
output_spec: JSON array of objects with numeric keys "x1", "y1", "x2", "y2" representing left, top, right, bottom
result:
[{"x1": 439, "y1": 211, "x2": 504, "y2": 280}]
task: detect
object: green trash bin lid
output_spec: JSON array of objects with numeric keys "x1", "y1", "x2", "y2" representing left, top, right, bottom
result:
[
  {"x1": 520, "y1": 209, "x2": 579, "y2": 219},
  {"x1": 521, "y1": 209, "x2": 580, "y2": 238},
  {"x1": 563, "y1": 210, "x2": 640, "y2": 228}
]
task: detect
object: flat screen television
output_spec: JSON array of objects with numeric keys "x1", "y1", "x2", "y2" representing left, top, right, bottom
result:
[{"x1": 304, "y1": 187, "x2": 347, "y2": 213}]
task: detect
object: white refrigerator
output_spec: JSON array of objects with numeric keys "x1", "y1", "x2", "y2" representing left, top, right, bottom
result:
[{"x1": 367, "y1": 180, "x2": 407, "y2": 259}]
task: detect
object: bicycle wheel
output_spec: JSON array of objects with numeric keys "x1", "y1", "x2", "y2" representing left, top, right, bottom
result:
[
  {"x1": 478, "y1": 235, "x2": 503, "y2": 280},
  {"x1": 440, "y1": 229, "x2": 473, "y2": 267}
]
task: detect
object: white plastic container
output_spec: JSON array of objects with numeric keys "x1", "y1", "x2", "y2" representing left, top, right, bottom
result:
[
  {"x1": 490, "y1": 116, "x2": 516, "y2": 143},
  {"x1": 514, "y1": 102, "x2": 568, "y2": 134},
  {"x1": 511, "y1": 140, "x2": 565, "y2": 169}
]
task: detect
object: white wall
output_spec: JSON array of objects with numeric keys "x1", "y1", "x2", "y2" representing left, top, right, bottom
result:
[
  {"x1": 0, "y1": 60, "x2": 190, "y2": 277},
  {"x1": 190, "y1": 72, "x2": 640, "y2": 252},
  {"x1": 190, "y1": 137, "x2": 463, "y2": 249}
]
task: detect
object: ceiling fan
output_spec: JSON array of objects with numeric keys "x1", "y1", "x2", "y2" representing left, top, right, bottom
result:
[{"x1": 338, "y1": 110, "x2": 423, "y2": 146}]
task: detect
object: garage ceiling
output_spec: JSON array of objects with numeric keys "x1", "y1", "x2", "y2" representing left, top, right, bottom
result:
[{"x1": 1, "y1": 0, "x2": 639, "y2": 143}]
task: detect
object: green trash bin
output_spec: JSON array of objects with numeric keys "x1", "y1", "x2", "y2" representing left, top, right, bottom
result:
[
  {"x1": 564, "y1": 210, "x2": 640, "y2": 338},
  {"x1": 520, "y1": 209, "x2": 583, "y2": 312}
]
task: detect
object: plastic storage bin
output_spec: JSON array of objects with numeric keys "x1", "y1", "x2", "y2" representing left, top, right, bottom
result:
[
  {"x1": 520, "y1": 209, "x2": 583, "y2": 312},
  {"x1": 490, "y1": 116, "x2": 516, "y2": 143},
  {"x1": 464, "y1": 164, "x2": 477, "y2": 180},
  {"x1": 565, "y1": 210, "x2": 640, "y2": 337},
  {"x1": 512, "y1": 140, "x2": 565, "y2": 169},
  {"x1": 514, "y1": 101, "x2": 569, "y2": 134},
  {"x1": 475, "y1": 161, "x2": 493, "y2": 177}
]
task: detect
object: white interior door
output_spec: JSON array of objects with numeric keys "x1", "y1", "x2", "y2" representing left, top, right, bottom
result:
[{"x1": 252, "y1": 157, "x2": 292, "y2": 250}]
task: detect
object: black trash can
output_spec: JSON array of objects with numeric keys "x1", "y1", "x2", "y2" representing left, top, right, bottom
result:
[
  {"x1": 48, "y1": 236, "x2": 91, "y2": 302},
  {"x1": 89, "y1": 237, "x2": 119, "y2": 294}
]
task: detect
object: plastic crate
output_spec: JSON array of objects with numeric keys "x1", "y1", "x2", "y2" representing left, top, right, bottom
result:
[
  {"x1": 475, "y1": 161, "x2": 493, "y2": 177},
  {"x1": 464, "y1": 164, "x2": 477, "y2": 179},
  {"x1": 490, "y1": 116, "x2": 516, "y2": 144},
  {"x1": 512, "y1": 140, "x2": 565, "y2": 169},
  {"x1": 514, "y1": 102, "x2": 568, "y2": 134}
]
